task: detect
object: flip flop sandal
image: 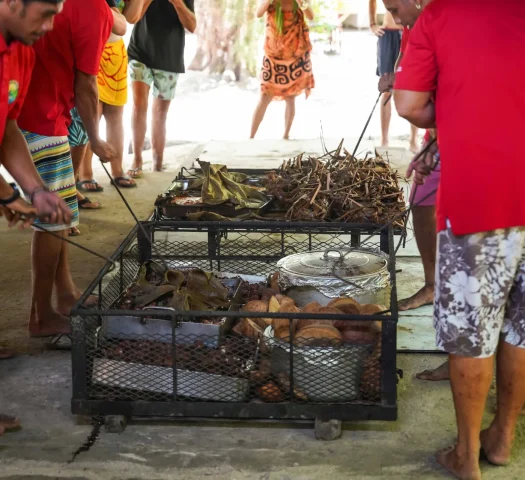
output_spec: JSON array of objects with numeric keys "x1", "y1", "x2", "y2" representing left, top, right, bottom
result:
[
  {"x1": 69, "y1": 227, "x2": 80, "y2": 237},
  {"x1": 112, "y1": 176, "x2": 137, "y2": 188},
  {"x1": 127, "y1": 168, "x2": 143, "y2": 179},
  {"x1": 78, "y1": 197, "x2": 102, "y2": 210},
  {"x1": 30, "y1": 333, "x2": 72, "y2": 351},
  {"x1": 77, "y1": 180, "x2": 104, "y2": 193},
  {"x1": 0, "y1": 414, "x2": 21, "y2": 432}
]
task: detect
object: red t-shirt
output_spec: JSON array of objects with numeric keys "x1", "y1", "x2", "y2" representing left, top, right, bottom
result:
[
  {"x1": 0, "y1": 36, "x2": 34, "y2": 141},
  {"x1": 400, "y1": 26, "x2": 410, "y2": 55},
  {"x1": 18, "y1": 0, "x2": 113, "y2": 137},
  {"x1": 395, "y1": 0, "x2": 525, "y2": 235}
]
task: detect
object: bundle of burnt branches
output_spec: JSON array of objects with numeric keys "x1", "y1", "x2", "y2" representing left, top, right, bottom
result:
[{"x1": 263, "y1": 141, "x2": 406, "y2": 225}]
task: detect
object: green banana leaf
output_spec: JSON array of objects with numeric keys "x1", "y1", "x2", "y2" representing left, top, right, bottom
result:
[{"x1": 199, "y1": 161, "x2": 269, "y2": 209}]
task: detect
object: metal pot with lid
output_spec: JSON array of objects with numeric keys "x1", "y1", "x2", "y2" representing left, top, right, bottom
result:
[{"x1": 276, "y1": 248, "x2": 391, "y2": 307}]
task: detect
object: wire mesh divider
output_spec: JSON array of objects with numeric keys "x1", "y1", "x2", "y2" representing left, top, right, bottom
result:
[{"x1": 72, "y1": 221, "x2": 398, "y2": 423}]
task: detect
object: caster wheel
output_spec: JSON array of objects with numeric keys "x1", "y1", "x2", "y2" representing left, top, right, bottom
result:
[
  {"x1": 314, "y1": 418, "x2": 342, "y2": 441},
  {"x1": 104, "y1": 415, "x2": 128, "y2": 434}
]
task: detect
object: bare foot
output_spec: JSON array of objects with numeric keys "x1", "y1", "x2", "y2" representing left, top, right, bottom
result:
[
  {"x1": 480, "y1": 426, "x2": 512, "y2": 466},
  {"x1": 0, "y1": 348, "x2": 14, "y2": 359},
  {"x1": 409, "y1": 142, "x2": 418, "y2": 154},
  {"x1": 436, "y1": 445, "x2": 481, "y2": 480},
  {"x1": 381, "y1": 141, "x2": 389, "y2": 148},
  {"x1": 57, "y1": 292, "x2": 97, "y2": 316},
  {"x1": 399, "y1": 285, "x2": 434, "y2": 311},
  {"x1": 416, "y1": 360, "x2": 449, "y2": 381},
  {"x1": 0, "y1": 414, "x2": 20, "y2": 436},
  {"x1": 29, "y1": 310, "x2": 70, "y2": 338}
]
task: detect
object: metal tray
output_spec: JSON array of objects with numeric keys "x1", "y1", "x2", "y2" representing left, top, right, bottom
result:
[
  {"x1": 92, "y1": 358, "x2": 250, "y2": 402},
  {"x1": 157, "y1": 196, "x2": 274, "y2": 219},
  {"x1": 103, "y1": 277, "x2": 244, "y2": 348}
]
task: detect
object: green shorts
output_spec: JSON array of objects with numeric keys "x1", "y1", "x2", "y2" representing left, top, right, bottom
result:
[{"x1": 129, "y1": 59, "x2": 179, "y2": 101}]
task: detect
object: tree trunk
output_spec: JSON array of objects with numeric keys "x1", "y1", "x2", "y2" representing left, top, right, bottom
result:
[{"x1": 189, "y1": 0, "x2": 262, "y2": 80}]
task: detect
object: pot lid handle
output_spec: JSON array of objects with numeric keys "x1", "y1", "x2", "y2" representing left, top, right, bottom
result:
[{"x1": 323, "y1": 248, "x2": 346, "y2": 262}]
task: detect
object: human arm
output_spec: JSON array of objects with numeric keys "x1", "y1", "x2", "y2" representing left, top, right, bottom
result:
[
  {"x1": 74, "y1": 72, "x2": 118, "y2": 163},
  {"x1": 111, "y1": 8, "x2": 128, "y2": 35},
  {"x1": 123, "y1": 0, "x2": 145, "y2": 24},
  {"x1": 394, "y1": 90, "x2": 435, "y2": 128},
  {"x1": 368, "y1": 0, "x2": 384, "y2": 36},
  {"x1": 169, "y1": 0, "x2": 196, "y2": 33},
  {"x1": 298, "y1": 0, "x2": 313, "y2": 21},
  {"x1": 0, "y1": 175, "x2": 35, "y2": 228},
  {"x1": 257, "y1": 0, "x2": 272, "y2": 18},
  {"x1": 0, "y1": 121, "x2": 72, "y2": 225}
]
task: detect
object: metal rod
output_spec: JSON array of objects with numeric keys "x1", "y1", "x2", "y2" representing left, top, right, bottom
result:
[
  {"x1": 32, "y1": 223, "x2": 115, "y2": 264},
  {"x1": 351, "y1": 92, "x2": 382, "y2": 160},
  {"x1": 99, "y1": 161, "x2": 169, "y2": 270},
  {"x1": 383, "y1": 93, "x2": 392, "y2": 106}
]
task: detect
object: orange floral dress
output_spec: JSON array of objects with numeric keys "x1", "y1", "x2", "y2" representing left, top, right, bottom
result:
[{"x1": 261, "y1": 6, "x2": 315, "y2": 100}]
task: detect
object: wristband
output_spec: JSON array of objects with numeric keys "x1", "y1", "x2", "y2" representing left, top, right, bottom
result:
[
  {"x1": 29, "y1": 185, "x2": 50, "y2": 204},
  {"x1": 0, "y1": 183, "x2": 20, "y2": 206}
]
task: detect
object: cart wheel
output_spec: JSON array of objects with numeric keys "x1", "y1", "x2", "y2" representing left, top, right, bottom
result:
[
  {"x1": 104, "y1": 415, "x2": 128, "y2": 434},
  {"x1": 314, "y1": 418, "x2": 342, "y2": 441}
]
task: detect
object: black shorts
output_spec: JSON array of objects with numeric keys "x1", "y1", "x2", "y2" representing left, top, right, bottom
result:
[{"x1": 376, "y1": 29, "x2": 402, "y2": 76}]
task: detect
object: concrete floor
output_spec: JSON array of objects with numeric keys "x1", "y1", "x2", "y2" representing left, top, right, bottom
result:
[{"x1": 1, "y1": 140, "x2": 523, "y2": 479}]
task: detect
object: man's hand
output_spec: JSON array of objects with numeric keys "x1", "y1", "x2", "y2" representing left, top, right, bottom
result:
[
  {"x1": 406, "y1": 147, "x2": 435, "y2": 185},
  {"x1": 378, "y1": 72, "x2": 395, "y2": 93},
  {"x1": 0, "y1": 198, "x2": 36, "y2": 229},
  {"x1": 91, "y1": 139, "x2": 118, "y2": 164},
  {"x1": 32, "y1": 190, "x2": 72, "y2": 225},
  {"x1": 371, "y1": 24, "x2": 385, "y2": 37}
]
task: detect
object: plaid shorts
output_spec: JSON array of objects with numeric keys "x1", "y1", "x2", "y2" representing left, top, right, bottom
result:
[{"x1": 435, "y1": 226, "x2": 525, "y2": 358}]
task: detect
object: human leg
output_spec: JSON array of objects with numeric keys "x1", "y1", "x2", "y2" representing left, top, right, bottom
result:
[
  {"x1": 102, "y1": 103, "x2": 135, "y2": 186},
  {"x1": 481, "y1": 255, "x2": 525, "y2": 465},
  {"x1": 433, "y1": 227, "x2": 525, "y2": 479},
  {"x1": 399, "y1": 206, "x2": 436, "y2": 311},
  {"x1": 380, "y1": 93, "x2": 392, "y2": 147},
  {"x1": 23, "y1": 132, "x2": 79, "y2": 335},
  {"x1": 150, "y1": 69, "x2": 178, "y2": 171},
  {"x1": 151, "y1": 98, "x2": 171, "y2": 172},
  {"x1": 283, "y1": 96, "x2": 296, "y2": 140},
  {"x1": 409, "y1": 123, "x2": 419, "y2": 153},
  {"x1": 129, "y1": 60, "x2": 153, "y2": 177},
  {"x1": 250, "y1": 93, "x2": 273, "y2": 138}
]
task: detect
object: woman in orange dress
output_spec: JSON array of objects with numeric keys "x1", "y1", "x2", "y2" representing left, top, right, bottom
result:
[{"x1": 250, "y1": 0, "x2": 315, "y2": 139}]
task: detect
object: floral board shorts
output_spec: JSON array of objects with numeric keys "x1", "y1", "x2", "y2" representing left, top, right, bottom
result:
[
  {"x1": 435, "y1": 226, "x2": 525, "y2": 358},
  {"x1": 129, "y1": 59, "x2": 179, "y2": 101}
]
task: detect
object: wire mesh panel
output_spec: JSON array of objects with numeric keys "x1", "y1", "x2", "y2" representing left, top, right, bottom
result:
[{"x1": 71, "y1": 221, "x2": 397, "y2": 421}]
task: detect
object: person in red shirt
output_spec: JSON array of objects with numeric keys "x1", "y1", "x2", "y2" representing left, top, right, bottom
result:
[
  {"x1": 379, "y1": 0, "x2": 449, "y2": 383},
  {"x1": 393, "y1": 0, "x2": 525, "y2": 478},
  {"x1": 0, "y1": 0, "x2": 73, "y2": 437},
  {"x1": 17, "y1": 0, "x2": 117, "y2": 345}
]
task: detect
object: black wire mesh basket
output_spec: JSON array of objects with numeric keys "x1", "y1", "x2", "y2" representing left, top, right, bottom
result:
[{"x1": 71, "y1": 221, "x2": 398, "y2": 430}]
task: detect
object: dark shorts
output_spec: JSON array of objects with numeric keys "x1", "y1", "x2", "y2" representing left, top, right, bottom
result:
[{"x1": 376, "y1": 30, "x2": 402, "y2": 77}]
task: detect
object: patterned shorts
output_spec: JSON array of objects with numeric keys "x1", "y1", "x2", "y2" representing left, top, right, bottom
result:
[
  {"x1": 67, "y1": 107, "x2": 89, "y2": 148},
  {"x1": 129, "y1": 59, "x2": 179, "y2": 101},
  {"x1": 22, "y1": 131, "x2": 79, "y2": 232},
  {"x1": 435, "y1": 226, "x2": 525, "y2": 358}
]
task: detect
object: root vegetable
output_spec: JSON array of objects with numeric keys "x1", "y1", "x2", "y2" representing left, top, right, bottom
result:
[
  {"x1": 275, "y1": 373, "x2": 308, "y2": 401},
  {"x1": 232, "y1": 318, "x2": 263, "y2": 340},
  {"x1": 242, "y1": 300, "x2": 269, "y2": 313},
  {"x1": 294, "y1": 325, "x2": 343, "y2": 347},
  {"x1": 257, "y1": 382, "x2": 283, "y2": 402}
]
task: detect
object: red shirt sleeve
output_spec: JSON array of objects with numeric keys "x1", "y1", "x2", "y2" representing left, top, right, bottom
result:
[
  {"x1": 7, "y1": 45, "x2": 35, "y2": 120},
  {"x1": 400, "y1": 26, "x2": 410, "y2": 55},
  {"x1": 70, "y1": 0, "x2": 114, "y2": 75},
  {"x1": 394, "y1": 10, "x2": 437, "y2": 93}
]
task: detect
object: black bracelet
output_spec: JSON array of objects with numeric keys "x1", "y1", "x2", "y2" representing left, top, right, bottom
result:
[
  {"x1": 0, "y1": 183, "x2": 20, "y2": 206},
  {"x1": 29, "y1": 185, "x2": 50, "y2": 204}
]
